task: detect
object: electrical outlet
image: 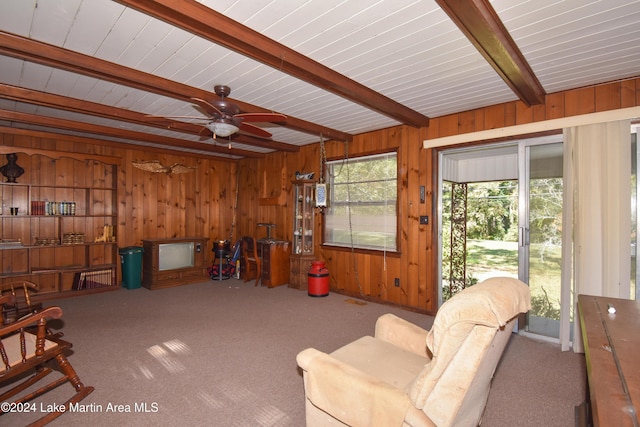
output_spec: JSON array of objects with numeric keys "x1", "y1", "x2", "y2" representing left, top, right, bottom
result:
[
  {"x1": 419, "y1": 215, "x2": 429, "y2": 225},
  {"x1": 394, "y1": 278, "x2": 400, "y2": 287}
]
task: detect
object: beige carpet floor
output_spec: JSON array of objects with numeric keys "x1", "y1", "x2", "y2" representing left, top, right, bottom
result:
[{"x1": 1, "y1": 279, "x2": 586, "y2": 426}]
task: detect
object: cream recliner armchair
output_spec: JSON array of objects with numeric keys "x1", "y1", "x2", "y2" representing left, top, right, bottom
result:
[{"x1": 296, "y1": 277, "x2": 531, "y2": 427}]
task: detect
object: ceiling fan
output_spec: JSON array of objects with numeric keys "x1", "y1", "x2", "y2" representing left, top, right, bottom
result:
[{"x1": 151, "y1": 85, "x2": 286, "y2": 140}]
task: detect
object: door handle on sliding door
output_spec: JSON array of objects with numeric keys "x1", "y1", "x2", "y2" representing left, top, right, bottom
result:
[{"x1": 519, "y1": 227, "x2": 530, "y2": 247}]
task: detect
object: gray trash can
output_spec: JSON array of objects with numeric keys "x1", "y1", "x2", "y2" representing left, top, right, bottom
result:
[{"x1": 119, "y1": 246, "x2": 143, "y2": 289}]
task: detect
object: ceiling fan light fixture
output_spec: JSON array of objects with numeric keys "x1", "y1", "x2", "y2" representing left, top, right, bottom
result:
[{"x1": 205, "y1": 121, "x2": 239, "y2": 137}]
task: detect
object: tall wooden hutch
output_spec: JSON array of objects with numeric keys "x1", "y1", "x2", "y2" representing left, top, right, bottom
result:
[
  {"x1": 289, "y1": 179, "x2": 316, "y2": 289},
  {"x1": 0, "y1": 147, "x2": 119, "y2": 300}
]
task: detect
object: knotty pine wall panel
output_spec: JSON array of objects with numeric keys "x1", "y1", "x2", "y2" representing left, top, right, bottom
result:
[
  {"x1": 1, "y1": 133, "x2": 238, "y2": 278},
  {"x1": 426, "y1": 79, "x2": 639, "y2": 140},
  {"x1": 235, "y1": 125, "x2": 435, "y2": 312}
]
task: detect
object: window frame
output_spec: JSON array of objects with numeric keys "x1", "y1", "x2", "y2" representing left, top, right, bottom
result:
[{"x1": 321, "y1": 149, "x2": 400, "y2": 253}]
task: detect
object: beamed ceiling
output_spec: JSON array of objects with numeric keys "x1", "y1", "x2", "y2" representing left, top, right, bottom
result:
[{"x1": 0, "y1": 0, "x2": 639, "y2": 159}]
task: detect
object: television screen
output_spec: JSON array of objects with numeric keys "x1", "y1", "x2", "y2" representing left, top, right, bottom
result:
[{"x1": 158, "y1": 242, "x2": 194, "y2": 271}]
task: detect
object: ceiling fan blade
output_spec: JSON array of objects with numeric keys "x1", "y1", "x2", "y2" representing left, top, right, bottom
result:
[
  {"x1": 191, "y1": 97, "x2": 223, "y2": 118},
  {"x1": 145, "y1": 114, "x2": 210, "y2": 121},
  {"x1": 235, "y1": 112, "x2": 287, "y2": 123},
  {"x1": 143, "y1": 116, "x2": 176, "y2": 127},
  {"x1": 239, "y1": 122, "x2": 272, "y2": 138}
]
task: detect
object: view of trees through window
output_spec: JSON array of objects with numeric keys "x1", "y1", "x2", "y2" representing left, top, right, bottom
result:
[
  {"x1": 442, "y1": 178, "x2": 564, "y2": 321},
  {"x1": 324, "y1": 153, "x2": 397, "y2": 250}
]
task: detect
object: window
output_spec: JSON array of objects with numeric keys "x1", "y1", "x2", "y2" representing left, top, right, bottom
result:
[{"x1": 324, "y1": 152, "x2": 397, "y2": 251}]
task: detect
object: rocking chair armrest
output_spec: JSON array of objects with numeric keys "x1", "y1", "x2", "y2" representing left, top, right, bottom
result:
[
  {"x1": 0, "y1": 306, "x2": 63, "y2": 335},
  {"x1": 0, "y1": 294, "x2": 16, "y2": 305}
]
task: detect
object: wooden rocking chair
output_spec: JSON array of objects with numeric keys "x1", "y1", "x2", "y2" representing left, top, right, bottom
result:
[
  {"x1": 1, "y1": 281, "x2": 43, "y2": 325},
  {"x1": 0, "y1": 294, "x2": 94, "y2": 426}
]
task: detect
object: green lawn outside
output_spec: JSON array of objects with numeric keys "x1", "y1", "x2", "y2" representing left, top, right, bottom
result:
[{"x1": 465, "y1": 239, "x2": 562, "y2": 319}]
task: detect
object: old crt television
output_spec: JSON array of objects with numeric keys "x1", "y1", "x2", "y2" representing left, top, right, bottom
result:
[
  {"x1": 158, "y1": 242, "x2": 195, "y2": 271},
  {"x1": 142, "y1": 238, "x2": 208, "y2": 290}
]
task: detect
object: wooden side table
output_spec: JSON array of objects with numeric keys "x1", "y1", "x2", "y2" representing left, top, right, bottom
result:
[
  {"x1": 258, "y1": 239, "x2": 290, "y2": 288},
  {"x1": 577, "y1": 294, "x2": 640, "y2": 427}
]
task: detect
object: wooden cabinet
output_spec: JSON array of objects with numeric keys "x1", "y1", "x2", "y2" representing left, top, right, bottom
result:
[
  {"x1": 259, "y1": 239, "x2": 290, "y2": 288},
  {"x1": 289, "y1": 180, "x2": 316, "y2": 289},
  {"x1": 141, "y1": 237, "x2": 209, "y2": 290},
  {"x1": 0, "y1": 150, "x2": 118, "y2": 298},
  {"x1": 290, "y1": 255, "x2": 316, "y2": 290}
]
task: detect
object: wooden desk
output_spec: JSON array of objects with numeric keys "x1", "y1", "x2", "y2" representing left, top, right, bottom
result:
[
  {"x1": 578, "y1": 295, "x2": 640, "y2": 427},
  {"x1": 257, "y1": 239, "x2": 290, "y2": 288}
]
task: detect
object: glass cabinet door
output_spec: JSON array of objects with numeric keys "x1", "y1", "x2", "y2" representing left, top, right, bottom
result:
[{"x1": 293, "y1": 180, "x2": 315, "y2": 255}]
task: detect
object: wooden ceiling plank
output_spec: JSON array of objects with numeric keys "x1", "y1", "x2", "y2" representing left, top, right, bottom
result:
[
  {"x1": 0, "y1": 30, "x2": 352, "y2": 142},
  {"x1": 115, "y1": 0, "x2": 430, "y2": 128},
  {"x1": 0, "y1": 83, "x2": 299, "y2": 152},
  {"x1": 0, "y1": 109, "x2": 263, "y2": 158},
  {"x1": 436, "y1": 0, "x2": 546, "y2": 106}
]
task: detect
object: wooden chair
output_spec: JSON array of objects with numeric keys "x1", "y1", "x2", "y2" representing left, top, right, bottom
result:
[
  {"x1": 1, "y1": 281, "x2": 43, "y2": 325},
  {"x1": 242, "y1": 236, "x2": 262, "y2": 286},
  {"x1": 0, "y1": 294, "x2": 94, "y2": 426}
]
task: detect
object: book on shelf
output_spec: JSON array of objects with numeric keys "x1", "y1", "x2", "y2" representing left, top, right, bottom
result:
[
  {"x1": 30, "y1": 200, "x2": 77, "y2": 215},
  {"x1": 72, "y1": 268, "x2": 115, "y2": 290}
]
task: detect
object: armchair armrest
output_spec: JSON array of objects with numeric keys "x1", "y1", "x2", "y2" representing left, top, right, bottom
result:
[
  {"x1": 297, "y1": 347, "x2": 435, "y2": 427},
  {"x1": 374, "y1": 313, "x2": 430, "y2": 357}
]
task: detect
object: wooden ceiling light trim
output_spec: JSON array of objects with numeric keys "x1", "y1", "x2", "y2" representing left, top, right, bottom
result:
[
  {"x1": 436, "y1": 0, "x2": 546, "y2": 106},
  {"x1": 0, "y1": 83, "x2": 299, "y2": 153},
  {"x1": 0, "y1": 31, "x2": 351, "y2": 142},
  {"x1": 0, "y1": 109, "x2": 263, "y2": 158},
  {"x1": 116, "y1": 0, "x2": 430, "y2": 128}
]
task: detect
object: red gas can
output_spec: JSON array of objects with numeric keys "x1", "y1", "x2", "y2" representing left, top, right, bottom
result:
[{"x1": 308, "y1": 261, "x2": 330, "y2": 297}]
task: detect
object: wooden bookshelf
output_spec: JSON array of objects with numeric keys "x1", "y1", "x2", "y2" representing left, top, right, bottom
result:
[{"x1": 0, "y1": 149, "x2": 119, "y2": 299}]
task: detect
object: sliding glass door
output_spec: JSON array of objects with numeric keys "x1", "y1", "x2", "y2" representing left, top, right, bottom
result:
[
  {"x1": 519, "y1": 142, "x2": 564, "y2": 338},
  {"x1": 439, "y1": 137, "x2": 564, "y2": 340}
]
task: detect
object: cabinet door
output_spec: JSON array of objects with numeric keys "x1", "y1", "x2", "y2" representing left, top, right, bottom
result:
[
  {"x1": 302, "y1": 184, "x2": 314, "y2": 253},
  {"x1": 261, "y1": 242, "x2": 271, "y2": 280},
  {"x1": 292, "y1": 181, "x2": 315, "y2": 256}
]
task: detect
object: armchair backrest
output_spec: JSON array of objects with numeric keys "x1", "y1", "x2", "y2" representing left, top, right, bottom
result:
[{"x1": 409, "y1": 277, "x2": 531, "y2": 427}]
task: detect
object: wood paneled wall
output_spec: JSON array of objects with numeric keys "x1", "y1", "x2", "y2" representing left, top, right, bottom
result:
[
  {"x1": 237, "y1": 78, "x2": 640, "y2": 314},
  {"x1": 1, "y1": 78, "x2": 638, "y2": 312},
  {"x1": 425, "y1": 79, "x2": 639, "y2": 139},
  {"x1": 0, "y1": 130, "x2": 238, "y2": 276},
  {"x1": 236, "y1": 125, "x2": 435, "y2": 311}
]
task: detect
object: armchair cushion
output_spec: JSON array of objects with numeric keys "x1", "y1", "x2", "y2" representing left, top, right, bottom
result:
[
  {"x1": 331, "y1": 336, "x2": 429, "y2": 391},
  {"x1": 410, "y1": 277, "x2": 530, "y2": 425},
  {"x1": 427, "y1": 276, "x2": 531, "y2": 355},
  {"x1": 297, "y1": 346, "x2": 425, "y2": 427}
]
